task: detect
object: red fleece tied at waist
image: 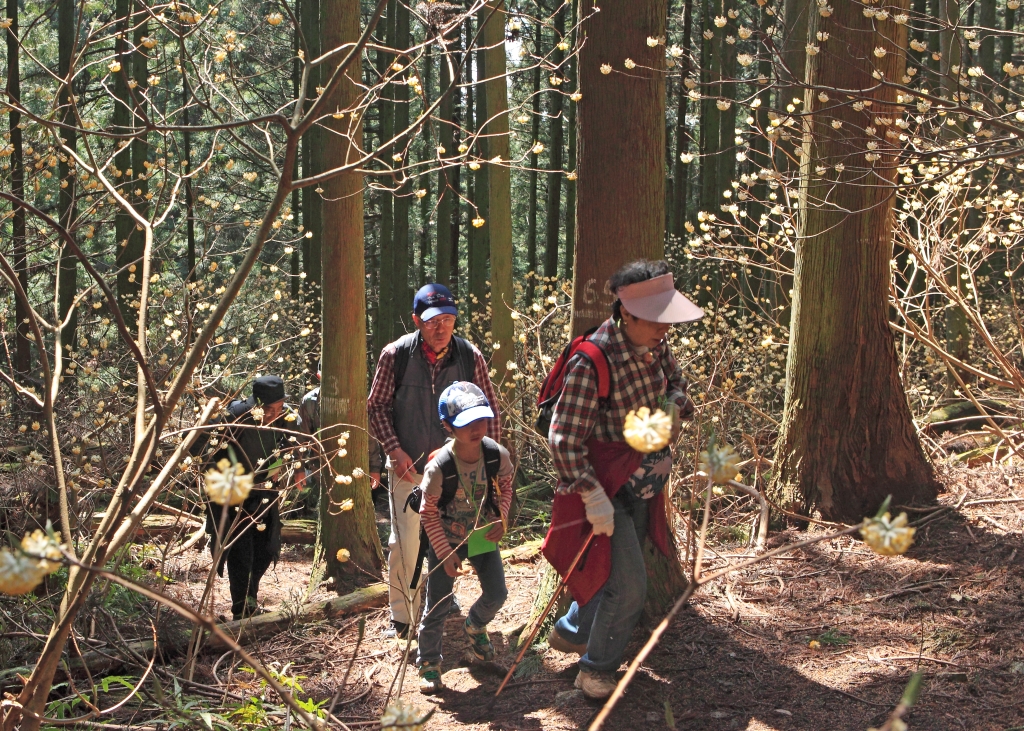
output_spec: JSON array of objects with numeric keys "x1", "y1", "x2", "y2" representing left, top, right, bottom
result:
[{"x1": 541, "y1": 439, "x2": 672, "y2": 606}]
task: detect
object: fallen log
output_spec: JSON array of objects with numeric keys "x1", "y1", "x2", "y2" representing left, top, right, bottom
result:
[
  {"x1": 923, "y1": 399, "x2": 1016, "y2": 434},
  {"x1": 48, "y1": 583, "x2": 388, "y2": 682},
  {"x1": 90, "y1": 514, "x2": 318, "y2": 545}
]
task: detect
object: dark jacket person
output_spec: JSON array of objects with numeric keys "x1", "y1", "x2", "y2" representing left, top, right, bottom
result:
[{"x1": 191, "y1": 375, "x2": 304, "y2": 620}]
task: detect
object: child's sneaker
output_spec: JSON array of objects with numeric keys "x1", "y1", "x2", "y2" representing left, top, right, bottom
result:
[
  {"x1": 463, "y1": 618, "x2": 495, "y2": 661},
  {"x1": 418, "y1": 662, "x2": 443, "y2": 694}
]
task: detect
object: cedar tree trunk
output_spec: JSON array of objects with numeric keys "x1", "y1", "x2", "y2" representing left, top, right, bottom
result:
[
  {"x1": 770, "y1": 0, "x2": 937, "y2": 521},
  {"x1": 319, "y1": 0, "x2": 385, "y2": 587},
  {"x1": 570, "y1": 0, "x2": 688, "y2": 615}
]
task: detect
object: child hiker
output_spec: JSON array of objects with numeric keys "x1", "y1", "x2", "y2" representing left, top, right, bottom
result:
[{"x1": 415, "y1": 381, "x2": 514, "y2": 694}]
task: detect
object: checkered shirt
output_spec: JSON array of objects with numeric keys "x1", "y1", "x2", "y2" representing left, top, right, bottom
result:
[
  {"x1": 367, "y1": 337, "x2": 501, "y2": 459},
  {"x1": 549, "y1": 317, "x2": 693, "y2": 495}
]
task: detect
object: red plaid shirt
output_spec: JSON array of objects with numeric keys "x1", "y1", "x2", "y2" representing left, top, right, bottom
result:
[
  {"x1": 367, "y1": 336, "x2": 501, "y2": 459},
  {"x1": 549, "y1": 317, "x2": 693, "y2": 495}
]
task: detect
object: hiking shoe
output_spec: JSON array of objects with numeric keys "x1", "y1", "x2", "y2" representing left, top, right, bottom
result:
[
  {"x1": 463, "y1": 618, "x2": 495, "y2": 661},
  {"x1": 418, "y1": 662, "x2": 443, "y2": 694},
  {"x1": 548, "y1": 626, "x2": 587, "y2": 656},
  {"x1": 574, "y1": 668, "x2": 617, "y2": 700},
  {"x1": 383, "y1": 621, "x2": 411, "y2": 640}
]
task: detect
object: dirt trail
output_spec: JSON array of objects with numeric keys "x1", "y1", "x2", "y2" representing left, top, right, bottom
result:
[{"x1": 160, "y1": 466, "x2": 1023, "y2": 730}]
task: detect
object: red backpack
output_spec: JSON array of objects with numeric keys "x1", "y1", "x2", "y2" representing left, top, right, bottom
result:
[{"x1": 535, "y1": 327, "x2": 611, "y2": 436}]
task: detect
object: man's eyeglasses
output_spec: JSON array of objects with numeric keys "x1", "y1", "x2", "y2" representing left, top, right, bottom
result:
[{"x1": 421, "y1": 316, "x2": 456, "y2": 330}]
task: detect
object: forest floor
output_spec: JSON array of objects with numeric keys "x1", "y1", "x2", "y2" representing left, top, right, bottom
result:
[
  {"x1": 149, "y1": 462, "x2": 1024, "y2": 731},
  {"x1": 8, "y1": 463, "x2": 1022, "y2": 730}
]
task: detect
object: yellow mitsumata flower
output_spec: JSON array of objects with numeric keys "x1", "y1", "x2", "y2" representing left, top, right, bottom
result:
[
  {"x1": 381, "y1": 700, "x2": 430, "y2": 731},
  {"x1": 623, "y1": 407, "x2": 672, "y2": 454},
  {"x1": 698, "y1": 442, "x2": 740, "y2": 484},
  {"x1": 0, "y1": 530, "x2": 64, "y2": 596},
  {"x1": 861, "y1": 512, "x2": 915, "y2": 555},
  {"x1": 203, "y1": 458, "x2": 254, "y2": 506}
]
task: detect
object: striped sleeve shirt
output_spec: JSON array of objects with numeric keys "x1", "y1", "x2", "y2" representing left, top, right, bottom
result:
[{"x1": 419, "y1": 442, "x2": 514, "y2": 560}]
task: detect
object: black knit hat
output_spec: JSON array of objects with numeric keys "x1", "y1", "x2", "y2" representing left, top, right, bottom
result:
[{"x1": 252, "y1": 375, "x2": 285, "y2": 404}]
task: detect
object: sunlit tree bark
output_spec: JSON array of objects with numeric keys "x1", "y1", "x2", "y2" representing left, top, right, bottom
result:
[
  {"x1": 571, "y1": 0, "x2": 686, "y2": 616},
  {"x1": 770, "y1": 0, "x2": 937, "y2": 521},
  {"x1": 481, "y1": 0, "x2": 514, "y2": 386},
  {"x1": 319, "y1": 0, "x2": 385, "y2": 586}
]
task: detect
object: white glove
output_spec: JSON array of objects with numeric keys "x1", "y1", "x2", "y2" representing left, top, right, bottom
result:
[{"x1": 580, "y1": 486, "x2": 615, "y2": 537}]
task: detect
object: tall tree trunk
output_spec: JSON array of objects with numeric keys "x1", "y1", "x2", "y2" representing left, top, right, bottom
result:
[
  {"x1": 376, "y1": 1, "x2": 396, "y2": 347},
  {"x1": 481, "y1": 0, "x2": 514, "y2": 387},
  {"x1": 939, "y1": 0, "x2": 970, "y2": 370},
  {"x1": 448, "y1": 36, "x2": 463, "y2": 294},
  {"x1": 571, "y1": 0, "x2": 687, "y2": 616},
  {"x1": 979, "y1": 0, "x2": 996, "y2": 85},
  {"x1": 927, "y1": 0, "x2": 941, "y2": 71},
  {"x1": 290, "y1": 13, "x2": 302, "y2": 300},
  {"x1": 392, "y1": 1, "x2": 411, "y2": 331},
  {"x1": 113, "y1": 0, "x2": 135, "y2": 315},
  {"x1": 564, "y1": 3, "x2": 577, "y2": 281},
  {"x1": 749, "y1": 2, "x2": 774, "y2": 305},
  {"x1": 417, "y1": 47, "x2": 433, "y2": 288},
  {"x1": 181, "y1": 35, "x2": 198, "y2": 286},
  {"x1": 542, "y1": 4, "x2": 566, "y2": 280},
  {"x1": 525, "y1": 36, "x2": 541, "y2": 304},
  {"x1": 125, "y1": 1, "x2": 150, "y2": 306},
  {"x1": 301, "y1": 0, "x2": 323, "y2": 326},
  {"x1": 319, "y1": 0, "x2": 385, "y2": 587},
  {"x1": 6, "y1": 0, "x2": 30, "y2": 375},
  {"x1": 469, "y1": 24, "x2": 490, "y2": 329},
  {"x1": 716, "y1": 0, "x2": 737, "y2": 234},
  {"x1": 435, "y1": 42, "x2": 455, "y2": 287},
  {"x1": 910, "y1": 0, "x2": 928, "y2": 72},
  {"x1": 1001, "y1": 0, "x2": 1016, "y2": 76},
  {"x1": 769, "y1": 0, "x2": 937, "y2": 521},
  {"x1": 57, "y1": 0, "x2": 78, "y2": 348},
  {"x1": 699, "y1": 0, "x2": 720, "y2": 220},
  {"x1": 670, "y1": 0, "x2": 694, "y2": 240}
]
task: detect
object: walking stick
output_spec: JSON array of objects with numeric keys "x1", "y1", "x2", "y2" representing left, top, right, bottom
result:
[{"x1": 495, "y1": 531, "x2": 595, "y2": 697}]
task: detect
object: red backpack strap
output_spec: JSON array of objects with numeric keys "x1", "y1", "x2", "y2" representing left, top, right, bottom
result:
[{"x1": 575, "y1": 341, "x2": 611, "y2": 400}]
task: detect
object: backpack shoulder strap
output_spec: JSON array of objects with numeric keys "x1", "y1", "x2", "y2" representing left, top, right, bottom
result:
[
  {"x1": 574, "y1": 340, "x2": 611, "y2": 400},
  {"x1": 452, "y1": 336, "x2": 477, "y2": 382},
  {"x1": 480, "y1": 437, "x2": 503, "y2": 515},
  {"x1": 481, "y1": 437, "x2": 502, "y2": 483},
  {"x1": 432, "y1": 444, "x2": 461, "y2": 509},
  {"x1": 391, "y1": 332, "x2": 420, "y2": 393}
]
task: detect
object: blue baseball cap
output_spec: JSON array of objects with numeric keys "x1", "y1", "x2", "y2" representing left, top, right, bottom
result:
[
  {"x1": 413, "y1": 283, "x2": 458, "y2": 321},
  {"x1": 439, "y1": 382, "x2": 495, "y2": 427}
]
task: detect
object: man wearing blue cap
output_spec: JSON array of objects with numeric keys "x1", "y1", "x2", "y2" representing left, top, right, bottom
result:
[{"x1": 367, "y1": 283, "x2": 502, "y2": 639}]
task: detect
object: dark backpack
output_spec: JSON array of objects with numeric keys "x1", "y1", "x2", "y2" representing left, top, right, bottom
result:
[
  {"x1": 535, "y1": 327, "x2": 611, "y2": 437},
  {"x1": 392, "y1": 332, "x2": 476, "y2": 391},
  {"x1": 405, "y1": 437, "x2": 503, "y2": 588}
]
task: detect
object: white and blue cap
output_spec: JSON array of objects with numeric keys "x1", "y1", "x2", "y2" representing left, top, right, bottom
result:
[{"x1": 438, "y1": 381, "x2": 494, "y2": 427}]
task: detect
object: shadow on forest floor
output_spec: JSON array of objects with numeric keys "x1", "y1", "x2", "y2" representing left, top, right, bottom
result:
[
  {"x1": 19, "y1": 465, "x2": 1020, "y2": 731},
  {"x1": 405, "y1": 465, "x2": 1024, "y2": 730}
]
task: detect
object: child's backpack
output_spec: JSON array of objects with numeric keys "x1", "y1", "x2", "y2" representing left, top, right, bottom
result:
[
  {"x1": 405, "y1": 437, "x2": 503, "y2": 589},
  {"x1": 535, "y1": 327, "x2": 611, "y2": 437}
]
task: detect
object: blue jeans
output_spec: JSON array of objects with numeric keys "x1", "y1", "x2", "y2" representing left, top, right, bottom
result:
[
  {"x1": 416, "y1": 544, "x2": 508, "y2": 666},
  {"x1": 554, "y1": 493, "x2": 648, "y2": 673}
]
